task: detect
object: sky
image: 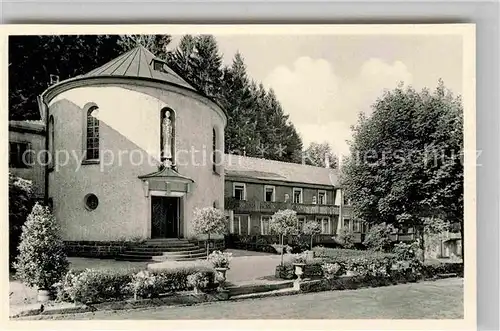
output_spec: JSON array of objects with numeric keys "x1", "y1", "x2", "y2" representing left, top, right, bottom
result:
[{"x1": 171, "y1": 34, "x2": 463, "y2": 158}]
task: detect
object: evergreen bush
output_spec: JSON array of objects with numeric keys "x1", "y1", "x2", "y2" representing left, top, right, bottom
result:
[{"x1": 14, "y1": 203, "x2": 69, "y2": 290}]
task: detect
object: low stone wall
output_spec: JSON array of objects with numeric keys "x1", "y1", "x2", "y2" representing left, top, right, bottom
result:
[
  {"x1": 189, "y1": 238, "x2": 225, "y2": 253},
  {"x1": 275, "y1": 264, "x2": 323, "y2": 280},
  {"x1": 297, "y1": 273, "x2": 421, "y2": 293},
  {"x1": 64, "y1": 241, "x2": 130, "y2": 258}
]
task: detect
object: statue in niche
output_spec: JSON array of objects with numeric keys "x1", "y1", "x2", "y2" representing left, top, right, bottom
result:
[{"x1": 162, "y1": 110, "x2": 173, "y2": 167}]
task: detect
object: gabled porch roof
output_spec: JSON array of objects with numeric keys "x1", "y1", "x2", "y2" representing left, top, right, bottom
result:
[{"x1": 138, "y1": 166, "x2": 194, "y2": 196}]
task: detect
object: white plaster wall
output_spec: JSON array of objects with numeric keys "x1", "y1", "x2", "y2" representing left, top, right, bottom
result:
[{"x1": 48, "y1": 84, "x2": 225, "y2": 241}]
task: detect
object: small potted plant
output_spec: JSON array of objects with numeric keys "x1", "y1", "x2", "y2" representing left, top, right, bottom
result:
[
  {"x1": 208, "y1": 250, "x2": 232, "y2": 282},
  {"x1": 292, "y1": 251, "x2": 308, "y2": 281},
  {"x1": 187, "y1": 272, "x2": 210, "y2": 295}
]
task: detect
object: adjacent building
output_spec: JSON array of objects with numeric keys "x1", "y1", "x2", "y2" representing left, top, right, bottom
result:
[{"x1": 223, "y1": 154, "x2": 367, "y2": 245}]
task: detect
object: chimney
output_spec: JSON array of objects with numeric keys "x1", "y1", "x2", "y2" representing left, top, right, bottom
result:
[{"x1": 325, "y1": 153, "x2": 330, "y2": 168}]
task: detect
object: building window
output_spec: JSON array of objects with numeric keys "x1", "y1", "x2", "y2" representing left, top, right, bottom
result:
[
  {"x1": 312, "y1": 196, "x2": 317, "y2": 204},
  {"x1": 212, "y1": 128, "x2": 217, "y2": 173},
  {"x1": 233, "y1": 183, "x2": 246, "y2": 201},
  {"x1": 264, "y1": 185, "x2": 275, "y2": 202},
  {"x1": 231, "y1": 215, "x2": 243, "y2": 235},
  {"x1": 261, "y1": 216, "x2": 271, "y2": 235},
  {"x1": 343, "y1": 194, "x2": 351, "y2": 206},
  {"x1": 85, "y1": 106, "x2": 100, "y2": 160},
  {"x1": 352, "y1": 220, "x2": 361, "y2": 233},
  {"x1": 343, "y1": 218, "x2": 351, "y2": 231},
  {"x1": 292, "y1": 188, "x2": 303, "y2": 204},
  {"x1": 362, "y1": 222, "x2": 369, "y2": 234},
  {"x1": 318, "y1": 190, "x2": 327, "y2": 205},
  {"x1": 152, "y1": 59, "x2": 166, "y2": 72},
  {"x1": 49, "y1": 115, "x2": 55, "y2": 167},
  {"x1": 160, "y1": 108, "x2": 175, "y2": 166},
  {"x1": 84, "y1": 193, "x2": 99, "y2": 211},
  {"x1": 284, "y1": 193, "x2": 290, "y2": 202},
  {"x1": 318, "y1": 217, "x2": 331, "y2": 234},
  {"x1": 9, "y1": 142, "x2": 32, "y2": 168}
]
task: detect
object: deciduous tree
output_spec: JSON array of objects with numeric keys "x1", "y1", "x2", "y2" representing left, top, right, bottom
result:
[{"x1": 341, "y1": 81, "x2": 463, "y2": 261}]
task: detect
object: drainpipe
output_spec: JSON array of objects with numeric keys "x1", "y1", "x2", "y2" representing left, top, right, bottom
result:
[{"x1": 37, "y1": 95, "x2": 49, "y2": 205}]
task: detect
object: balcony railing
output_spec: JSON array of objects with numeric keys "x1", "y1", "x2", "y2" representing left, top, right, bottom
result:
[{"x1": 225, "y1": 197, "x2": 339, "y2": 215}]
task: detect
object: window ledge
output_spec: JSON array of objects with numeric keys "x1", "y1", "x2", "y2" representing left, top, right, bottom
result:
[{"x1": 82, "y1": 159, "x2": 100, "y2": 165}]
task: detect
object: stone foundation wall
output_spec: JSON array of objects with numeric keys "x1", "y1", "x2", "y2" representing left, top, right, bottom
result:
[
  {"x1": 64, "y1": 241, "x2": 131, "y2": 258},
  {"x1": 189, "y1": 238, "x2": 225, "y2": 253}
]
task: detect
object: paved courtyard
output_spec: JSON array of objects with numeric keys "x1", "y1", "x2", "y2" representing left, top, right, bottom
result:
[
  {"x1": 18, "y1": 278, "x2": 464, "y2": 320},
  {"x1": 9, "y1": 249, "x2": 281, "y2": 308}
]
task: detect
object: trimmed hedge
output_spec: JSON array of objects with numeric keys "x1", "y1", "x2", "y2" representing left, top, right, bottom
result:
[
  {"x1": 298, "y1": 271, "x2": 420, "y2": 293},
  {"x1": 313, "y1": 247, "x2": 395, "y2": 260},
  {"x1": 276, "y1": 252, "x2": 463, "y2": 282},
  {"x1": 55, "y1": 266, "x2": 217, "y2": 304}
]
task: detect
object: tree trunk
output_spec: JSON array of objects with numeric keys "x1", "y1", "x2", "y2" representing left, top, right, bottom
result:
[
  {"x1": 206, "y1": 233, "x2": 211, "y2": 259},
  {"x1": 280, "y1": 234, "x2": 284, "y2": 266},
  {"x1": 418, "y1": 226, "x2": 425, "y2": 263}
]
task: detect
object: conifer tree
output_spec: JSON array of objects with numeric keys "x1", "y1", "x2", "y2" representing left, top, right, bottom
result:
[{"x1": 14, "y1": 203, "x2": 69, "y2": 290}]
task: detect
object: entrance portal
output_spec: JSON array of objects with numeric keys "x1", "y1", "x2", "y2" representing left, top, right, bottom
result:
[{"x1": 151, "y1": 196, "x2": 180, "y2": 238}]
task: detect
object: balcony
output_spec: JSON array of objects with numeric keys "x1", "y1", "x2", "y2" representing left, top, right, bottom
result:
[{"x1": 225, "y1": 197, "x2": 339, "y2": 216}]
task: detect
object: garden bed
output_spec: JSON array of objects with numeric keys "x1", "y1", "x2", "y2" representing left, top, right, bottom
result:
[{"x1": 54, "y1": 265, "x2": 218, "y2": 305}]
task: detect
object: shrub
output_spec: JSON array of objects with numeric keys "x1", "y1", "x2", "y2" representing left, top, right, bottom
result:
[
  {"x1": 342, "y1": 256, "x2": 395, "y2": 278},
  {"x1": 128, "y1": 270, "x2": 166, "y2": 299},
  {"x1": 291, "y1": 251, "x2": 309, "y2": 264},
  {"x1": 271, "y1": 243, "x2": 292, "y2": 255},
  {"x1": 363, "y1": 223, "x2": 394, "y2": 252},
  {"x1": 14, "y1": 203, "x2": 69, "y2": 290},
  {"x1": 321, "y1": 263, "x2": 343, "y2": 279},
  {"x1": 55, "y1": 266, "x2": 216, "y2": 303},
  {"x1": 55, "y1": 268, "x2": 133, "y2": 304},
  {"x1": 8, "y1": 173, "x2": 34, "y2": 268},
  {"x1": 421, "y1": 262, "x2": 464, "y2": 278},
  {"x1": 392, "y1": 241, "x2": 423, "y2": 275},
  {"x1": 313, "y1": 247, "x2": 394, "y2": 261},
  {"x1": 187, "y1": 272, "x2": 211, "y2": 290},
  {"x1": 337, "y1": 227, "x2": 355, "y2": 249}
]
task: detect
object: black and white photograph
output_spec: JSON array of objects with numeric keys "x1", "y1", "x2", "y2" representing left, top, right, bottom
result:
[{"x1": 3, "y1": 24, "x2": 475, "y2": 327}]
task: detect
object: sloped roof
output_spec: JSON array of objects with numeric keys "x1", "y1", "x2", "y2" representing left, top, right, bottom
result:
[
  {"x1": 224, "y1": 154, "x2": 339, "y2": 187},
  {"x1": 84, "y1": 45, "x2": 196, "y2": 92},
  {"x1": 9, "y1": 120, "x2": 45, "y2": 133}
]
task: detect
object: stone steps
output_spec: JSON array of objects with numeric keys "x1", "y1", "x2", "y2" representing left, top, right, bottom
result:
[{"x1": 115, "y1": 238, "x2": 206, "y2": 262}]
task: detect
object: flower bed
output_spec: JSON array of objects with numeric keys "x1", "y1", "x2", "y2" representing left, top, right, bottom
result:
[
  {"x1": 276, "y1": 247, "x2": 463, "y2": 285},
  {"x1": 313, "y1": 247, "x2": 395, "y2": 260},
  {"x1": 54, "y1": 266, "x2": 217, "y2": 304},
  {"x1": 298, "y1": 271, "x2": 421, "y2": 293}
]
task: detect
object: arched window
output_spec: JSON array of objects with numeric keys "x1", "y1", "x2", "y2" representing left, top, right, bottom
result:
[
  {"x1": 48, "y1": 115, "x2": 55, "y2": 168},
  {"x1": 86, "y1": 106, "x2": 100, "y2": 160},
  {"x1": 212, "y1": 128, "x2": 217, "y2": 172},
  {"x1": 160, "y1": 108, "x2": 175, "y2": 166}
]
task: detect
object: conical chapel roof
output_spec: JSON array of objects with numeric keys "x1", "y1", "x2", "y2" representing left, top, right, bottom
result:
[{"x1": 84, "y1": 45, "x2": 196, "y2": 92}]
